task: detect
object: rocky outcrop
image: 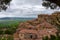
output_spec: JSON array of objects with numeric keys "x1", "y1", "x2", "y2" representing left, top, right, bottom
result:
[{"x1": 13, "y1": 12, "x2": 60, "y2": 40}]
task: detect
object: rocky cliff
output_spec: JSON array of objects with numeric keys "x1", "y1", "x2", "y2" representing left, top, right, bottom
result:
[{"x1": 13, "y1": 12, "x2": 60, "y2": 40}]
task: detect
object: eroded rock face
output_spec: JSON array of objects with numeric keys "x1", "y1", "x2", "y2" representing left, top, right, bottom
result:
[{"x1": 13, "y1": 12, "x2": 60, "y2": 40}]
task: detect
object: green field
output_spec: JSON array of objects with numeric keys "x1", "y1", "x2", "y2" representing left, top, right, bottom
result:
[
  {"x1": 0, "y1": 19, "x2": 27, "y2": 40},
  {"x1": 0, "y1": 18, "x2": 33, "y2": 40},
  {"x1": 0, "y1": 20, "x2": 26, "y2": 28},
  {"x1": 0, "y1": 20, "x2": 26, "y2": 35}
]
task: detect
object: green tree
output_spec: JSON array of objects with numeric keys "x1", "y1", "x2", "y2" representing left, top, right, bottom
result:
[
  {"x1": 43, "y1": 36, "x2": 49, "y2": 40},
  {"x1": 49, "y1": 35, "x2": 56, "y2": 40},
  {"x1": 42, "y1": 0, "x2": 60, "y2": 9},
  {"x1": 0, "y1": 30, "x2": 3, "y2": 34},
  {"x1": 0, "y1": 0, "x2": 12, "y2": 11},
  {"x1": 43, "y1": 34, "x2": 60, "y2": 40}
]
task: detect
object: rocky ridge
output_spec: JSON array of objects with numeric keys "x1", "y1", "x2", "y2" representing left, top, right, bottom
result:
[{"x1": 13, "y1": 12, "x2": 60, "y2": 40}]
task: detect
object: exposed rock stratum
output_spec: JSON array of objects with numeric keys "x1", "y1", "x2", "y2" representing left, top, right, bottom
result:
[{"x1": 13, "y1": 12, "x2": 60, "y2": 40}]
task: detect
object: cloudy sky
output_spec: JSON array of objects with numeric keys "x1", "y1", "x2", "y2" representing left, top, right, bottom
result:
[{"x1": 0, "y1": 0, "x2": 60, "y2": 18}]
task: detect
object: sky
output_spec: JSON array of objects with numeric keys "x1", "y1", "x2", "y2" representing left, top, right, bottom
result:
[{"x1": 0, "y1": 0, "x2": 60, "y2": 18}]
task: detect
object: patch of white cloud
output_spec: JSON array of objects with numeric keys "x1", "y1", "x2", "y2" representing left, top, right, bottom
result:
[{"x1": 0, "y1": 0, "x2": 60, "y2": 18}]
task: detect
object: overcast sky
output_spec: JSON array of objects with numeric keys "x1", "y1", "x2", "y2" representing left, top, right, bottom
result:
[{"x1": 0, "y1": 0, "x2": 60, "y2": 18}]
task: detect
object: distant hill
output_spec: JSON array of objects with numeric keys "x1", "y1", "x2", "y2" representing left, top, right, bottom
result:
[{"x1": 0, "y1": 17, "x2": 36, "y2": 20}]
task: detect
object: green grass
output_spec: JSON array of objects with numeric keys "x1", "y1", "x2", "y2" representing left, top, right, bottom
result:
[
  {"x1": 0, "y1": 19, "x2": 26, "y2": 40},
  {"x1": 0, "y1": 20, "x2": 26, "y2": 34},
  {"x1": 0, "y1": 20, "x2": 25, "y2": 28}
]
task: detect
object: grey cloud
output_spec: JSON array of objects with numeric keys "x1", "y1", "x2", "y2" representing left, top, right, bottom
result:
[{"x1": 0, "y1": 0, "x2": 60, "y2": 18}]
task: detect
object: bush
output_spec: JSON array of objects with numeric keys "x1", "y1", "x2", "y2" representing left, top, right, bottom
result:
[
  {"x1": 7, "y1": 36, "x2": 13, "y2": 40},
  {"x1": 5, "y1": 28, "x2": 16, "y2": 35},
  {"x1": 43, "y1": 34, "x2": 60, "y2": 40},
  {"x1": 43, "y1": 36, "x2": 49, "y2": 40},
  {"x1": 0, "y1": 30, "x2": 3, "y2": 34}
]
